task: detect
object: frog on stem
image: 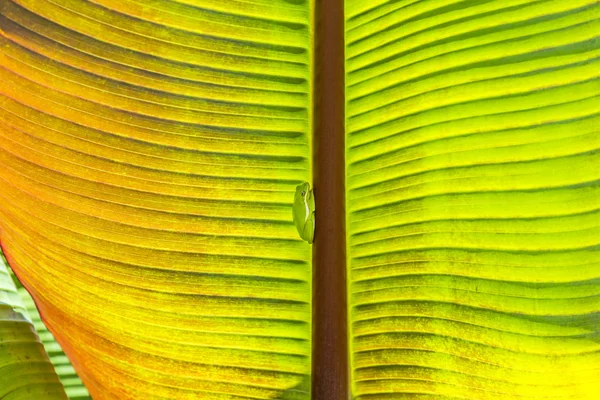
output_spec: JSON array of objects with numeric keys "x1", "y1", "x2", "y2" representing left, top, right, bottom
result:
[{"x1": 292, "y1": 182, "x2": 315, "y2": 244}]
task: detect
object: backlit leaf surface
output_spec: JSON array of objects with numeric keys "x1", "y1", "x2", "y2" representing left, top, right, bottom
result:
[
  {"x1": 0, "y1": 0, "x2": 313, "y2": 398},
  {"x1": 345, "y1": 1, "x2": 600, "y2": 398}
]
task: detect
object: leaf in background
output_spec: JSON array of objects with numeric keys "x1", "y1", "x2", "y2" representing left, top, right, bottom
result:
[
  {"x1": 345, "y1": 1, "x2": 600, "y2": 398},
  {"x1": 9, "y1": 265, "x2": 91, "y2": 399},
  {"x1": 0, "y1": 0, "x2": 313, "y2": 398},
  {"x1": 0, "y1": 251, "x2": 67, "y2": 399}
]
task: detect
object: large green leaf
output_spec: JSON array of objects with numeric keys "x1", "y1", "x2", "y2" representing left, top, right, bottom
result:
[
  {"x1": 345, "y1": 1, "x2": 600, "y2": 398},
  {"x1": 1, "y1": 0, "x2": 599, "y2": 398},
  {"x1": 0, "y1": 252, "x2": 67, "y2": 399},
  {"x1": 0, "y1": 0, "x2": 313, "y2": 398}
]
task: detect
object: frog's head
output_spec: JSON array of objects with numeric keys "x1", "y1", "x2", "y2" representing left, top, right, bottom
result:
[{"x1": 294, "y1": 182, "x2": 310, "y2": 203}]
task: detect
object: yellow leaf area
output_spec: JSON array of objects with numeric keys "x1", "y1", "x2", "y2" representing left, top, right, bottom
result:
[
  {"x1": 0, "y1": 0, "x2": 312, "y2": 398},
  {"x1": 346, "y1": 1, "x2": 600, "y2": 399}
]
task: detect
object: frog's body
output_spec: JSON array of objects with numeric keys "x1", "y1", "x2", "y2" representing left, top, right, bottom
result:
[{"x1": 292, "y1": 182, "x2": 315, "y2": 244}]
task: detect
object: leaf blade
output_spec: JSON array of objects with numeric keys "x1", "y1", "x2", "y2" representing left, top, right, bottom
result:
[
  {"x1": 0, "y1": 0, "x2": 313, "y2": 397},
  {"x1": 346, "y1": 1, "x2": 600, "y2": 398}
]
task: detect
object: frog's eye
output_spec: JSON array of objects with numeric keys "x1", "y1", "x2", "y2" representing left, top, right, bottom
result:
[{"x1": 301, "y1": 191, "x2": 306, "y2": 196}]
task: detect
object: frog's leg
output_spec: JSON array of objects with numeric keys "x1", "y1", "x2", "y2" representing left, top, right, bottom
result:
[{"x1": 304, "y1": 211, "x2": 315, "y2": 244}]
